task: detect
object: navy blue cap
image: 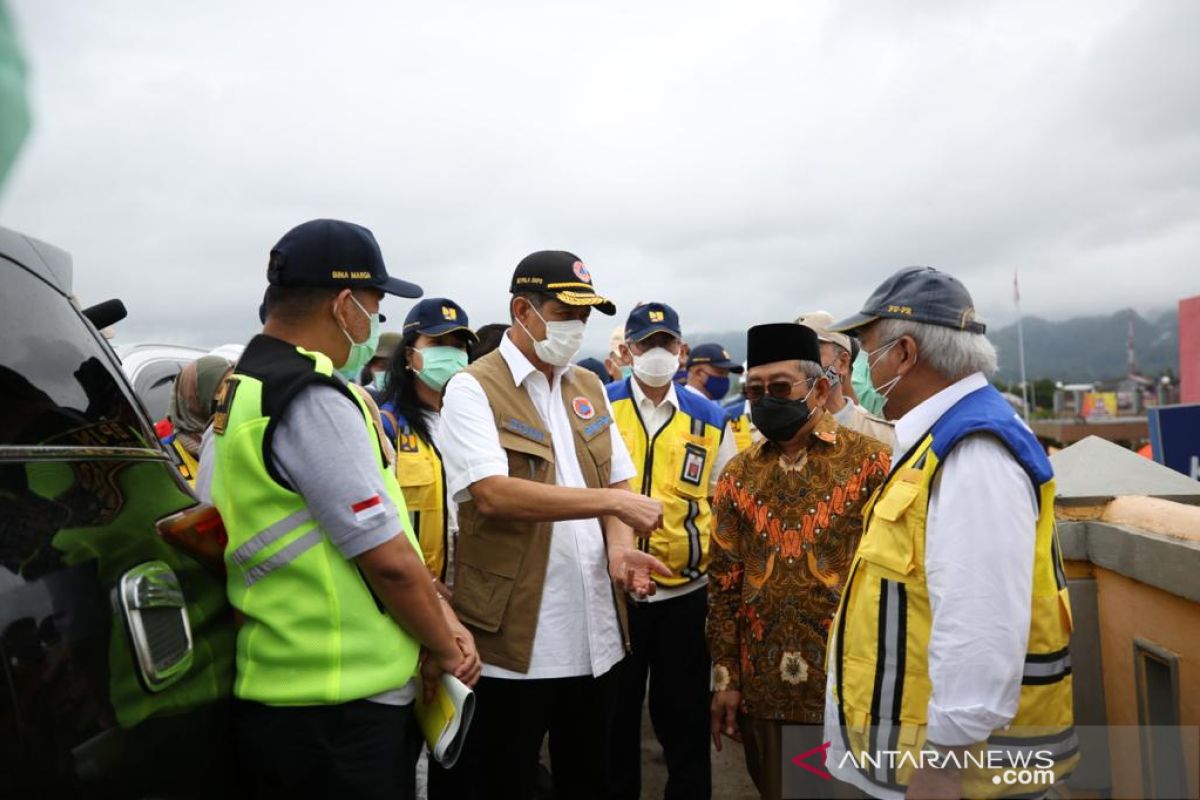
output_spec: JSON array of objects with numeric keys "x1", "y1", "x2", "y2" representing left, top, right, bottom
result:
[
  {"x1": 268, "y1": 218, "x2": 423, "y2": 299},
  {"x1": 624, "y1": 302, "x2": 681, "y2": 342},
  {"x1": 687, "y1": 342, "x2": 744, "y2": 373},
  {"x1": 575, "y1": 357, "x2": 612, "y2": 385},
  {"x1": 832, "y1": 266, "x2": 986, "y2": 335},
  {"x1": 402, "y1": 298, "x2": 478, "y2": 343}
]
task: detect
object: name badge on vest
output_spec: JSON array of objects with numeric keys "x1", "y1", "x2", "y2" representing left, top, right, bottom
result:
[
  {"x1": 680, "y1": 443, "x2": 707, "y2": 487},
  {"x1": 501, "y1": 416, "x2": 548, "y2": 445}
]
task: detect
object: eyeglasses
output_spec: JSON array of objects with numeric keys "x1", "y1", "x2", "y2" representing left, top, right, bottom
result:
[{"x1": 742, "y1": 378, "x2": 810, "y2": 402}]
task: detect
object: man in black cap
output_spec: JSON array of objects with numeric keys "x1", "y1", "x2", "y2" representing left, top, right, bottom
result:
[
  {"x1": 706, "y1": 323, "x2": 890, "y2": 800},
  {"x1": 198, "y1": 219, "x2": 480, "y2": 799},
  {"x1": 822, "y1": 267, "x2": 1075, "y2": 799},
  {"x1": 439, "y1": 250, "x2": 669, "y2": 800}
]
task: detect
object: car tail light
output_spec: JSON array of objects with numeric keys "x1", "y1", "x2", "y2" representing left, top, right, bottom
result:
[{"x1": 157, "y1": 504, "x2": 227, "y2": 575}]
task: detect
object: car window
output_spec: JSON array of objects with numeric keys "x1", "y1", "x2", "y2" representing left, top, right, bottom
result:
[
  {"x1": 0, "y1": 263, "x2": 154, "y2": 448},
  {"x1": 134, "y1": 360, "x2": 189, "y2": 422}
]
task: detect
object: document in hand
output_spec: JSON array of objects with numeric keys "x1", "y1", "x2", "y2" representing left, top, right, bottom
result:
[{"x1": 415, "y1": 673, "x2": 476, "y2": 768}]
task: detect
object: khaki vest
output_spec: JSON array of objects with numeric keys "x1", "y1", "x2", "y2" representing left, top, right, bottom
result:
[{"x1": 452, "y1": 349, "x2": 621, "y2": 673}]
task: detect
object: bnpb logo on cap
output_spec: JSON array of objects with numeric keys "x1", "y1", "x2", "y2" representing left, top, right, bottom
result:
[{"x1": 572, "y1": 260, "x2": 592, "y2": 283}]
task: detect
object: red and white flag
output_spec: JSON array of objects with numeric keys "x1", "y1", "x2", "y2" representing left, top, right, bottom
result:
[{"x1": 351, "y1": 495, "x2": 385, "y2": 523}]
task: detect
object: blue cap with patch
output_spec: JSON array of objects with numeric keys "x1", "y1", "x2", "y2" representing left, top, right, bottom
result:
[
  {"x1": 687, "y1": 343, "x2": 744, "y2": 373},
  {"x1": 268, "y1": 218, "x2": 422, "y2": 299},
  {"x1": 831, "y1": 266, "x2": 986, "y2": 335},
  {"x1": 402, "y1": 298, "x2": 479, "y2": 343},
  {"x1": 624, "y1": 301, "x2": 681, "y2": 342}
]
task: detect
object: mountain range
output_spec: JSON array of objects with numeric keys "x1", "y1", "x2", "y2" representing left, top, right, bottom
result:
[{"x1": 685, "y1": 308, "x2": 1180, "y2": 385}]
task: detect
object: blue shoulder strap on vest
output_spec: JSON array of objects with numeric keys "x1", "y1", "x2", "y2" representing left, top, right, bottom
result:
[
  {"x1": 378, "y1": 401, "x2": 412, "y2": 440},
  {"x1": 927, "y1": 384, "x2": 1053, "y2": 487},
  {"x1": 676, "y1": 385, "x2": 730, "y2": 431},
  {"x1": 606, "y1": 377, "x2": 634, "y2": 403},
  {"x1": 721, "y1": 396, "x2": 747, "y2": 419}
]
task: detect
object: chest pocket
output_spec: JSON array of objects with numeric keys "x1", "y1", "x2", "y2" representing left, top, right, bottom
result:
[
  {"x1": 498, "y1": 422, "x2": 555, "y2": 483},
  {"x1": 853, "y1": 470, "x2": 925, "y2": 580},
  {"x1": 669, "y1": 431, "x2": 715, "y2": 499},
  {"x1": 395, "y1": 448, "x2": 438, "y2": 510}
]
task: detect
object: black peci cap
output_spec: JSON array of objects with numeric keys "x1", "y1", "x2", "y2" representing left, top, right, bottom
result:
[
  {"x1": 268, "y1": 218, "x2": 423, "y2": 299},
  {"x1": 402, "y1": 297, "x2": 478, "y2": 343},
  {"x1": 687, "y1": 342, "x2": 744, "y2": 373},
  {"x1": 510, "y1": 250, "x2": 616, "y2": 315},
  {"x1": 624, "y1": 301, "x2": 681, "y2": 342},
  {"x1": 831, "y1": 266, "x2": 985, "y2": 335},
  {"x1": 747, "y1": 323, "x2": 821, "y2": 368}
]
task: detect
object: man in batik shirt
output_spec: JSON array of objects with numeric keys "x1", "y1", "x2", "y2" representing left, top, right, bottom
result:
[{"x1": 707, "y1": 323, "x2": 890, "y2": 800}]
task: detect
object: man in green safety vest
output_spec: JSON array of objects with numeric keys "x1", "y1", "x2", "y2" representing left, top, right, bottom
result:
[{"x1": 199, "y1": 218, "x2": 480, "y2": 800}]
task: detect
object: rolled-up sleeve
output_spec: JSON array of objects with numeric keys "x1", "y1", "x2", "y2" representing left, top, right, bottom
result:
[
  {"x1": 924, "y1": 435, "x2": 1037, "y2": 746},
  {"x1": 440, "y1": 372, "x2": 511, "y2": 503}
]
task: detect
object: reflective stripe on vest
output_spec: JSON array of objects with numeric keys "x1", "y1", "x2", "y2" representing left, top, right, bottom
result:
[
  {"x1": 606, "y1": 379, "x2": 725, "y2": 586},
  {"x1": 829, "y1": 385, "x2": 1076, "y2": 798}
]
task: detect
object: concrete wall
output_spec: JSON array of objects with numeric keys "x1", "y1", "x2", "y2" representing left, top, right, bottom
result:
[{"x1": 1095, "y1": 568, "x2": 1200, "y2": 798}]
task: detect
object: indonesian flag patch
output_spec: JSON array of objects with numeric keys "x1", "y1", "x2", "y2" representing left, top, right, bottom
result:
[{"x1": 351, "y1": 495, "x2": 386, "y2": 523}]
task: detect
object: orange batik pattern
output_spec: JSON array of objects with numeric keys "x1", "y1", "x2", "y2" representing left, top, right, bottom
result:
[{"x1": 705, "y1": 412, "x2": 890, "y2": 722}]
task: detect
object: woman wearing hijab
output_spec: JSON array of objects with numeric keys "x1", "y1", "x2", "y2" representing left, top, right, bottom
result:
[{"x1": 167, "y1": 354, "x2": 232, "y2": 485}]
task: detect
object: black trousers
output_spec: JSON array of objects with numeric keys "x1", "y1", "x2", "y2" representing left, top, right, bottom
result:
[
  {"x1": 233, "y1": 698, "x2": 421, "y2": 800},
  {"x1": 609, "y1": 586, "x2": 712, "y2": 800},
  {"x1": 458, "y1": 669, "x2": 618, "y2": 800}
]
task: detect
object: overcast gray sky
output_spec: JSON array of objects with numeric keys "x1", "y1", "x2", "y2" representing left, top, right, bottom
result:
[{"x1": 2, "y1": 0, "x2": 1198, "y2": 355}]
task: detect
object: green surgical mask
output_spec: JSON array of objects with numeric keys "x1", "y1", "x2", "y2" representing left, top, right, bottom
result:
[
  {"x1": 415, "y1": 346, "x2": 468, "y2": 392},
  {"x1": 337, "y1": 295, "x2": 381, "y2": 381},
  {"x1": 371, "y1": 371, "x2": 387, "y2": 392}
]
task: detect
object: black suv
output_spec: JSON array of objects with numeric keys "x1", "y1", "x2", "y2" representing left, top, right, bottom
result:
[{"x1": 0, "y1": 226, "x2": 235, "y2": 796}]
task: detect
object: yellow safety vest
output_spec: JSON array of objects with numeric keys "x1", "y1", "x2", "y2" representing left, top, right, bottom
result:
[
  {"x1": 723, "y1": 398, "x2": 753, "y2": 452},
  {"x1": 381, "y1": 405, "x2": 448, "y2": 582},
  {"x1": 829, "y1": 385, "x2": 1076, "y2": 797},
  {"x1": 607, "y1": 379, "x2": 726, "y2": 587}
]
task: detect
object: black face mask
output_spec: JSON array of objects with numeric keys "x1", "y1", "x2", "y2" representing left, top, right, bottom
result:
[{"x1": 751, "y1": 393, "x2": 814, "y2": 443}]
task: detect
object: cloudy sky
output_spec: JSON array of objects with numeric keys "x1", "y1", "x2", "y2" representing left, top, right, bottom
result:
[{"x1": 2, "y1": 0, "x2": 1198, "y2": 356}]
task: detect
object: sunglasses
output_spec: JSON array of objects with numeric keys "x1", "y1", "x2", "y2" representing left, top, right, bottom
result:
[{"x1": 742, "y1": 378, "x2": 810, "y2": 402}]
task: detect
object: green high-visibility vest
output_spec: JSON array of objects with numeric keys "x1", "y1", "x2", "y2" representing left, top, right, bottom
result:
[{"x1": 210, "y1": 334, "x2": 420, "y2": 706}]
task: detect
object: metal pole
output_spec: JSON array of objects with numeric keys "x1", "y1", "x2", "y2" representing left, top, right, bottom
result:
[{"x1": 1015, "y1": 267, "x2": 1030, "y2": 422}]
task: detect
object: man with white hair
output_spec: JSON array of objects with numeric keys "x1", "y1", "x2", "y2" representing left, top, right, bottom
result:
[
  {"x1": 795, "y1": 310, "x2": 895, "y2": 450},
  {"x1": 823, "y1": 267, "x2": 1076, "y2": 799}
]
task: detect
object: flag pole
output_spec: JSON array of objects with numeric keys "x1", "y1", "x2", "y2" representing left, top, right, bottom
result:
[{"x1": 1014, "y1": 267, "x2": 1030, "y2": 422}]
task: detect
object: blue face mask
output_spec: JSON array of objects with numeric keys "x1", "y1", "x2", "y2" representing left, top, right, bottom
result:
[
  {"x1": 704, "y1": 374, "x2": 731, "y2": 400},
  {"x1": 337, "y1": 295, "x2": 381, "y2": 381}
]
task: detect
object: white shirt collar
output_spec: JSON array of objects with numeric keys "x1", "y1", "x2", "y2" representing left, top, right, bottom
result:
[
  {"x1": 631, "y1": 377, "x2": 680, "y2": 411},
  {"x1": 893, "y1": 372, "x2": 989, "y2": 455},
  {"x1": 499, "y1": 329, "x2": 571, "y2": 389}
]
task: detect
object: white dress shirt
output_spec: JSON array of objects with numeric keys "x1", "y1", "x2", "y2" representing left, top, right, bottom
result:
[
  {"x1": 632, "y1": 381, "x2": 737, "y2": 603},
  {"x1": 826, "y1": 372, "x2": 1037, "y2": 798},
  {"x1": 440, "y1": 332, "x2": 638, "y2": 680}
]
